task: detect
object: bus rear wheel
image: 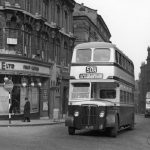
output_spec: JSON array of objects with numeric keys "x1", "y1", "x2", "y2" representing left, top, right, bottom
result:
[
  {"x1": 68, "y1": 127, "x2": 75, "y2": 135},
  {"x1": 109, "y1": 115, "x2": 119, "y2": 137}
]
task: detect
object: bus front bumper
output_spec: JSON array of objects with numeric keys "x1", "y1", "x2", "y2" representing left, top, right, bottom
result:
[{"x1": 65, "y1": 115, "x2": 106, "y2": 130}]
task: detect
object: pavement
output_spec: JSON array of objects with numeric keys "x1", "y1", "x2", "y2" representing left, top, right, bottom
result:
[
  {"x1": 0, "y1": 117, "x2": 65, "y2": 127},
  {"x1": 0, "y1": 114, "x2": 144, "y2": 127}
]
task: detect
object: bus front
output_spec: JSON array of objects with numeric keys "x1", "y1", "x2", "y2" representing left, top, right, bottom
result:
[{"x1": 65, "y1": 79, "x2": 119, "y2": 135}]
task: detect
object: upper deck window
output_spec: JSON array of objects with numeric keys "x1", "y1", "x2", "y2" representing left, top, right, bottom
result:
[
  {"x1": 76, "y1": 49, "x2": 91, "y2": 63},
  {"x1": 93, "y1": 48, "x2": 110, "y2": 61}
]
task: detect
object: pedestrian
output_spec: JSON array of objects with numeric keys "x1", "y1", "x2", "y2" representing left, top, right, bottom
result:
[{"x1": 23, "y1": 97, "x2": 31, "y2": 122}]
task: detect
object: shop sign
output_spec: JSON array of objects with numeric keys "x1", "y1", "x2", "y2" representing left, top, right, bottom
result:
[
  {"x1": 7, "y1": 38, "x2": 17, "y2": 45},
  {"x1": 0, "y1": 62, "x2": 50, "y2": 75},
  {"x1": 23, "y1": 65, "x2": 39, "y2": 72},
  {"x1": 4, "y1": 80, "x2": 14, "y2": 92},
  {"x1": 2, "y1": 62, "x2": 15, "y2": 70}
]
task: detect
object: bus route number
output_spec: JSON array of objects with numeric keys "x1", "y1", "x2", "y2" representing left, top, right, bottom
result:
[{"x1": 86, "y1": 66, "x2": 97, "y2": 73}]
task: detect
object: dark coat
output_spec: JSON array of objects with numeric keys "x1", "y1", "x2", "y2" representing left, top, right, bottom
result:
[{"x1": 24, "y1": 101, "x2": 30, "y2": 118}]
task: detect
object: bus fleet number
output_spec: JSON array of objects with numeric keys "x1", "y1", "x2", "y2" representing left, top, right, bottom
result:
[{"x1": 86, "y1": 66, "x2": 97, "y2": 73}]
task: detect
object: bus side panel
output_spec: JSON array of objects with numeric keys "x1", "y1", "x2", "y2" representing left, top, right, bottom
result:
[
  {"x1": 106, "y1": 106, "x2": 118, "y2": 127},
  {"x1": 118, "y1": 105, "x2": 134, "y2": 127}
]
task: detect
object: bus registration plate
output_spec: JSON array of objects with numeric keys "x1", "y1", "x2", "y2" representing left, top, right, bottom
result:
[{"x1": 79, "y1": 73, "x2": 103, "y2": 79}]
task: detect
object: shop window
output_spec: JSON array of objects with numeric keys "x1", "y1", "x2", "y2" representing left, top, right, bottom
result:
[
  {"x1": 20, "y1": 87, "x2": 39, "y2": 114},
  {"x1": 0, "y1": 87, "x2": 9, "y2": 114}
]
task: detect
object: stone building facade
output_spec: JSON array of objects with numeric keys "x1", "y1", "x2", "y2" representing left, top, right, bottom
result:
[
  {"x1": 0, "y1": 0, "x2": 75, "y2": 119},
  {"x1": 139, "y1": 47, "x2": 150, "y2": 113},
  {"x1": 73, "y1": 3, "x2": 111, "y2": 45}
]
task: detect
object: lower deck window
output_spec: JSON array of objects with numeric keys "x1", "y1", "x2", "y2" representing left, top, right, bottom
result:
[
  {"x1": 100, "y1": 89, "x2": 116, "y2": 99},
  {"x1": 71, "y1": 83, "x2": 90, "y2": 99}
]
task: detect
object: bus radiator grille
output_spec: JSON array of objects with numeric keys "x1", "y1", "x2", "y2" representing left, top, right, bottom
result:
[{"x1": 81, "y1": 105, "x2": 97, "y2": 126}]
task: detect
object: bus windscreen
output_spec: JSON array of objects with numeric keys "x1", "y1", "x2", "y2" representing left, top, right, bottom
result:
[
  {"x1": 76, "y1": 49, "x2": 91, "y2": 63},
  {"x1": 93, "y1": 48, "x2": 110, "y2": 61}
]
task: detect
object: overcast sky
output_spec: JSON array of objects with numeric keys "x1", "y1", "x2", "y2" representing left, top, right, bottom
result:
[{"x1": 75, "y1": 0, "x2": 150, "y2": 79}]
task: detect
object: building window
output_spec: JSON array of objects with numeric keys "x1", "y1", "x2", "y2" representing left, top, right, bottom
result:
[
  {"x1": 55, "y1": 39, "x2": 61, "y2": 65},
  {"x1": 64, "y1": 42, "x2": 68, "y2": 66},
  {"x1": 24, "y1": 24, "x2": 32, "y2": 57},
  {"x1": 64, "y1": 11, "x2": 68, "y2": 33},
  {"x1": 5, "y1": 18, "x2": 21, "y2": 55},
  {"x1": 43, "y1": 0, "x2": 48, "y2": 19},
  {"x1": 25, "y1": 0, "x2": 30, "y2": 12},
  {"x1": 0, "y1": 28, "x2": 3, "y2": 49},
  {"x1": 41, "y1": 32, "x2": 48, "y2": 61},
  {"x1": 56, "y1": 5, "x2": 60, "y2": 27}
]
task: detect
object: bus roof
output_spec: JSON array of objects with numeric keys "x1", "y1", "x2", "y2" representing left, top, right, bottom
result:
[{"x1": 75, "y1": 42, "x2": 115, "y2": 49}]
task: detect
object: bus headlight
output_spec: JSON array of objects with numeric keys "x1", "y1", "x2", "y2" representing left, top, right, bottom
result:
[
  {"x1": 74, "y1": 111, "x2": 79, "y2": 117},
  {"x1": 99, "y1": 111, "x2": 105, "y2": 118}
]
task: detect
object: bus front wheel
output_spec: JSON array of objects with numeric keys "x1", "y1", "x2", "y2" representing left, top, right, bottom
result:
[
  {"x1": 68, "y1": 127, "x2": 75, "y2": 135},
  {"x1": 109, "y1": 115, "x2": 119, "y2": 137}
]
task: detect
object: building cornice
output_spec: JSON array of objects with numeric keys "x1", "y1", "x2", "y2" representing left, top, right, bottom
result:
[
  {"x1": 0, "y1": 5, "x2": 75, "y2": 39},
  {"x1": 73, "y1": 15, "x2": 109, "y2": 41}
]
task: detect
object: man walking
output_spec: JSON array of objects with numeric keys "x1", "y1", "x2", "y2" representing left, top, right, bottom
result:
[{"x1": 23, "y1": 97, "x2": 31, "y2": 122}]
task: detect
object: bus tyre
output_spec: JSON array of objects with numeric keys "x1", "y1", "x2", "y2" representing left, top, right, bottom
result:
[
  {"x1": 68, "y1": 127, "x2": 75, "y2": 135},
  {"x1": 128, "y1": 115, "x2": 134, "y2": 130},
  {"x1": 110, "y1": 115, "x2": 118, "y2": 137}
]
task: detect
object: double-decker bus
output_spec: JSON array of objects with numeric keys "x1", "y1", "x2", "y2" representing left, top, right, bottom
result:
[
  {"x1": 145, "y1": 92, "x2": 150, "y2": 118},
  {"x1": 65, "y1": 42, "x2": 135, "y2": 137}
]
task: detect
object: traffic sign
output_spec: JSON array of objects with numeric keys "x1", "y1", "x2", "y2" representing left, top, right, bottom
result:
[{"x1": 4, "y1": 79, "x2": 14, "y2": 92}]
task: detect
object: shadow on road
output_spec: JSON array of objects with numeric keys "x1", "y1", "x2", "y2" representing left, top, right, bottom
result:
[{"x1": 74, "y1": 127, "x2": 134, "y2": 138}]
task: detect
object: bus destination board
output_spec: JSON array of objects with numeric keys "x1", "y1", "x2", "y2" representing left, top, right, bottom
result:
[{"x1": 79, "y1": 73, "x2": 103, "y2": 79}]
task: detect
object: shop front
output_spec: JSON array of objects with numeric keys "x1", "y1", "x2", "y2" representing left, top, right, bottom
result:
[{"x1": 0, "y1": 60, "x2": 51, "y2": 119}]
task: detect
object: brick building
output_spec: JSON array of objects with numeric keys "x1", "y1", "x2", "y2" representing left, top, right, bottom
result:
[
  {"x1": 0, "y1": 0, "x2": 75, "y2": 119},
  {"x1": 73, "y1": 3, "x2": 111, "y2": 45}
]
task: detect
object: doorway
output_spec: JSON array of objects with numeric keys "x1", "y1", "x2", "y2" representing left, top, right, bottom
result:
[{"x1": 11, "y1": 86, "x2": 20, "y2": 114}]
